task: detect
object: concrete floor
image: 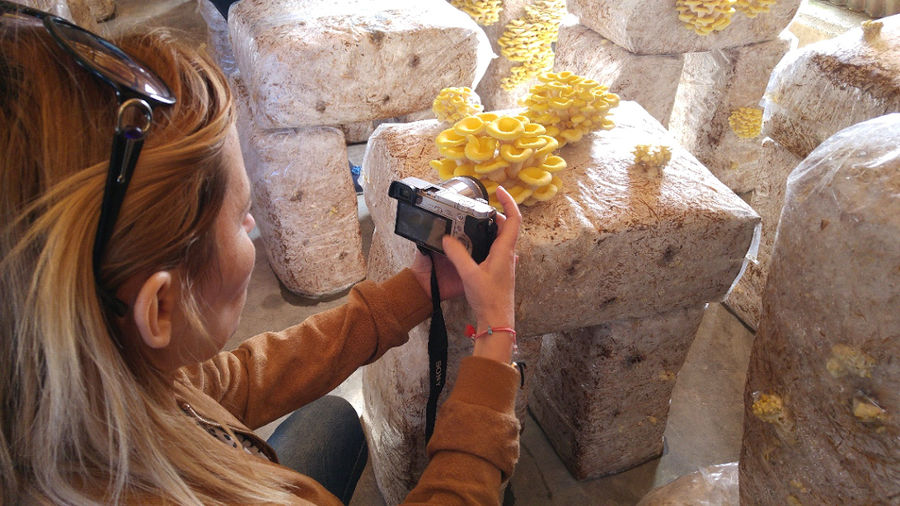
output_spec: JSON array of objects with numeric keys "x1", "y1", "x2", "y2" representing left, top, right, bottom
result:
[{"x1": 88, "y1": 1, "x2": 827, "y2": 503}]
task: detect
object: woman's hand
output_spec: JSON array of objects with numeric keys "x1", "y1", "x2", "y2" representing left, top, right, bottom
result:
[
  {"x1": 441, "y1": 186, "x2": 521, "y2": 363},
  {"x1": 410, "y1": 247, "x2": 465, "y2": 301}
]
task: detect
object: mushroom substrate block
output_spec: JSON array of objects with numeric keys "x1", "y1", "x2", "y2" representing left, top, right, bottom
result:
[
  {"x1": 668, "y1": 32, "x2": 796, "y2": 193},
  {"x1": 762, "y1": 14, "x2": 900, "y2": 159},
  {"x1": 739, "y1": 114, "x2": 900, "y2": 505},
  {"x1": 567, "y1": 0, "x2": 802, "y2": 55},
  {"x1": 723, "y1": 137, "x2": 800, "y2": 330},
  {"x1": 229, "y1": 0, "x2": 492, "y2": 128},
  {"x1": 231, "y1": 75, "x2": 366, "y2": 297},
  {"x1": 529, "y1": 304, "x2": 707, "y2": 480},
  {"x1": 362, "y1": 101, "x2": 759, "y2": 337}
]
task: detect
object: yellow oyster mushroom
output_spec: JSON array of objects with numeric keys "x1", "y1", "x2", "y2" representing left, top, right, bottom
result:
[
  {"x1": 450, "y1": 0, "x2": 503, "y2": 26},
  {"x1": 506, "y1": 185, "x2": 534, "y2": 204},
  {"x1": 540, "y1": 155, "x2": 567, "y2": 173},
  {"x1": 500, "y1": 144, "x2": 534, "y2": 163},
  {"x1": 454, "y1": 116, "x2": 485, "y2": 136},
  {"x1": 728, "y1": 107, "x2": 763, "y2": 139},
  {"x1": 435, "y1": 129, "x2": 467, "y2": 147},
  {"x1": 523, "y1": 122, "x2": 546, "y2": 135},
  {"x1": 532, "y1": 183, "x2": 558, "y2": 201},
  {"x1": 453, "y1": 163, "x2": 477, "y2": 178},
  {"x1": 480, "y1": 179, "x2": 499, "y2": 195},
  {"x1": 560, "y1": 129, "x2": 584, "y2": 144},
  {"x1": 549, "y1": 96, "x2": 574, "y2": 109},
  {"x1": 550, "y1": 175, "x2": 563, "y2": 190},
  {"x1": 432, "y1": 87, "x2": 484, "y2": 124},
  {"x1": 515, "y1": 136, "x2": 547, "y2": 150},
  {"x1": 518, "y1": 166, "x2": 553, "y2": 187},
  {"x1": 430, "y1": 158, "x2": 458, "y2": 180},
  {"x1": 464, "y1": 134, "x2": 497, "y2": 162},
  {"x1": 474, "y1": 158, "x2": 510, "y2": 174},
  {"x1": 675, "y1": 0, "x2": 736, "y2": 36},
  {"x1": 477, "y1": 112, "x2": 499, "y2": 122},
  {"x1": 534, "y1": 135, "x2": 559, "y2": 157},
  {"x1": 486, "y1": 117, "x2": 526, "y2": 141},
  {"x1": 438, "y1": 143, "x2": 467, "y2": 160}
]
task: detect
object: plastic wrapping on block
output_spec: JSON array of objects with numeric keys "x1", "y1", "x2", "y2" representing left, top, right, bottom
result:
[
  {"x1": 230, "y1": 74, "x2": 367, "y2": 297},
  {"x1": 637, "y1": 462, "x2": 739, "y2": 506},
  {"x1": 739, "y1": 114, "x2": 900, "y2": 504},
  {"x1": 229, "y1": 0, "x2": 494, "y2": 128},
  {"x1": 762, "y1": 14, "x2": 900, "y2": 159},
  {"x1": 197, "y1": 0, "x2": 238, "y2": 76},
  {"x1": 529, "y1": 305, "x2": 707, "y2": 479},
  {"x1": 567, "y1": 0, "x2": 802, "y2": 55}
]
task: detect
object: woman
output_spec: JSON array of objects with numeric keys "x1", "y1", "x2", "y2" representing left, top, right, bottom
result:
[{"x1": 0, "y1": 4, "x2": 521, "y2": 504}]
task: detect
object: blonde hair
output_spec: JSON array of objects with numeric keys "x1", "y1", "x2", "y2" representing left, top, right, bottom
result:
[{"x1": 1, "y1": 25, "x2": 297, "y2": 503}]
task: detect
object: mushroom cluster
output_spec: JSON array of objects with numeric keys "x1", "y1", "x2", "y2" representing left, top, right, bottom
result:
[
  {"x1": 522, "y1": 71, "x2": 620, "y2": 147},
  {"x1": 430, "y1": 113, "x2": 567, "y2": 209},
  {"x1": 727, "y1": 106, "x2": 763, "y2": 139},
  {"x1": 633, "y1": 145, "x2": 672, "y2": 175},
  {"x1": 734, "y1": 0, "x2": 776, "y2": 18},
  {"x1": 432, "y1": 87, "x2": 484, "y2": 124},
  {"x1": 675, "y1": 0, "x2": 737, "y2": 36},
  {"x1": 497, "y1": 0, "x2": 566, "y2": 90},
  {"x1": 449, "y1": 0, "x2": 503, "y2": 26}
]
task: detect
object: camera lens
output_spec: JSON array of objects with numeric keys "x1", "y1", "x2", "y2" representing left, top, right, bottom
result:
[{"x1": 438, "y1": 176, "x2": 488, "y2": 201}]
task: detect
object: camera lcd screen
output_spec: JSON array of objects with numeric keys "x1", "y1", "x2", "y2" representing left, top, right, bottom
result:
[{"x1": 395, "y1": 201, "x2": 451, "y2": 252}]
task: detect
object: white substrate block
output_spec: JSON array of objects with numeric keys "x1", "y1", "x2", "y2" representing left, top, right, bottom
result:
[
  {"x1": 229, "y1": 0, "x2": 492, "y2": 128},
  {"x1": 568, "y1": 0, "x2": 802, "y2": 55},
  {"x1": 762, "y1": 14, "x2": 900, "y2": 158},
  {"x1": 669, "y1": 32, "x2": 796, "y2": 193},
  {"x1": 231, "y1": 76, "x2": 366, "y2": 297},
  {"x1": 740, "y1": 114, "x2": 900, "y2": 505}
]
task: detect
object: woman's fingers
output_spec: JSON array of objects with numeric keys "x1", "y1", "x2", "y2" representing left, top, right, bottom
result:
[
  {"x1": 442, "y1": 235, "x2": 477, "y2": 276},
  {"x1": 493, "y1": 186, "x2": 522, "y2": 252}
]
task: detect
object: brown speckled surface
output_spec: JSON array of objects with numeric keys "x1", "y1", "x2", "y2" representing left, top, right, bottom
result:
[
  {"x1": 762, "y1": 14, "x2": 900, "y2": 158},
  {"x1": 229, "y1": 0, "x2": 491, "y2": 128},
  {"x1": 567, "y1": 0, "x2": 803, "y2": 55}
]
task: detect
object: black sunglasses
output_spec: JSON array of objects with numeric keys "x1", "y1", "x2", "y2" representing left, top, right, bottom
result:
[{"x1": 1, "y1": 1, "x2": 176, "y2": 316}]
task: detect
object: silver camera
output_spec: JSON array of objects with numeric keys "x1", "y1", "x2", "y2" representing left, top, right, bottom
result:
[{"x1": 388, "y1": 176, "x2": 498, "y2": 263}]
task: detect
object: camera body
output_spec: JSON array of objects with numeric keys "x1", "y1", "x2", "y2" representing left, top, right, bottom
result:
[{"x1": 388, "y1": 176, "x2": 497, "y2": 263}]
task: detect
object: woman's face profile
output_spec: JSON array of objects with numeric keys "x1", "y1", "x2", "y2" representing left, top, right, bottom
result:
[{"x1": 197, "y1": 126, "x2": 257, "y2": 354}]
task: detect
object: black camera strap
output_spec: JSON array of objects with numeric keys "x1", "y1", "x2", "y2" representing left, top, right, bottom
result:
[{"x1": 425, "y1": 251, "x2": 447, "y2": 443}]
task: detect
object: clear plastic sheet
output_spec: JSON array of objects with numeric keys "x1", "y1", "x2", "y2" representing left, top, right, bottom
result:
[
  {"x1": 739, "y1": 113, "x2": 899, "y2": 504},
  {"x1": 197, "y1": 0, "x2": 239, "y2": 76},
  {"x1": 761, "y1": 14, "x2": 900, "y2": 158},
  {"x1": 637, "y1": 462, "x2": 739, "y2": 506},
  {"x1": 229, "y1": 0, "x2": 494, "y2": 128}
]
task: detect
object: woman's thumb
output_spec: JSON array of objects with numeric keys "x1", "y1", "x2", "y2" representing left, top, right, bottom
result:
[{"x1": 442, "y1": 235, "x2": 476, "y2": 275}]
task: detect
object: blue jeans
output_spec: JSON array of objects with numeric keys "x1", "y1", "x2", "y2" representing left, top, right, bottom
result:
[{"x1": 267, "y1": 395, "x2": 368, "y2": 505}]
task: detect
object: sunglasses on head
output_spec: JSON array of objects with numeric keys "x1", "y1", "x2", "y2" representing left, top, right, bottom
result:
[{"x1": 1, "y1": 1, "x2": 176, "y2": 316}]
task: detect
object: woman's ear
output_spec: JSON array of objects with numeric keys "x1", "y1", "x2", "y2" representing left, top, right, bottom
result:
[{"x1": 133, "y1": 271, "x2": 175, "y2": 349}]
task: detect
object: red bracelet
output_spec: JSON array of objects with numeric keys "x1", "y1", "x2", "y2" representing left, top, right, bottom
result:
[{"x1": 465, "y1": 325, "x2": 518, "y2": 351}]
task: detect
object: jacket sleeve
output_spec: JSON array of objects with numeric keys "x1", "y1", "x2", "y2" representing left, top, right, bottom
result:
[
  {"x1": 175, "y1": 269, "x2": 433, "y2": 429},
  {"x1": 403, "y1": 357, "x2": 521, "y2": 505}
]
